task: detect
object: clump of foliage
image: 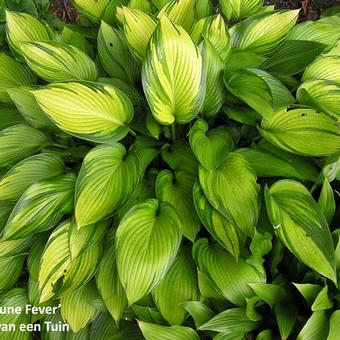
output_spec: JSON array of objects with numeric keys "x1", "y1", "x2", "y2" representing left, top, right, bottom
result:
[{"x1": 0, "y1": 0, "x2": 340, "y2": 339}]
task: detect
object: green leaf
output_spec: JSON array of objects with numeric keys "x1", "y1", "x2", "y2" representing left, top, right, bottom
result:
[
  {"x1": 0, "y1": 236, "x2": 31, "y2": 257},
  {"x1": 311, "y1": 285, "x2": 333, "y2": 311},
  {"x1": 198, "y1": 308, "x2": 261, "y2": 335},
  {"x1": 260, "y1": 107, "x2": 340, "y2": 156},
  {"x1": 155, "y1": 170, "x2": 200, "y2": 242},
  {"x1": 2, "y1": 173, "x2": 75, "y2": 240},
  {"x1": 33, "y1": 81, "x2": 134, "y2": 143},
  {"x1": 98, "y1": 21, "x2": 140, "y2": 84},
  {"x1": 224, "y1": 50, "x2": 265, "y2": 75},
  {"x1": 224, "y1": 68, "x2": 295, "y2": 120},
  {"x1": 303, "y1": 55, "x2": 340, "y2": 83},
  {"x1": 199, "y1": 152, "x2": 260, "y2": 237},
  {"x1": 0, "y1": 255, "x2": 25, "y2": 291},
  {"x1": 72, "y1": 0, "x2": 110, "y2": 23},
  {"x1": 265, "y1": 180, "x2": 336, "y2": 282},
  {"x1": 0, "y1": 153, "x2": 64, "y2": 202},
  {"x1": 61, "y1": 281, "x2": 98, "y2": 332},
  {"x1": 0, "y1": 107, "x2": 24, "y2": 130},
  {"x1": 182, "y1": 301, "x2": 215, "y2": 327},
  {"x1": 275, "y1": 304, "x2": 297, "y2": 340},
  {"x1": 75, "y1": 143, "x2": 139, "y2": 228},
  {"x1": 318, "y1": 179, "x2": 335, "y2": 224},
  {"x1": 142, "y1": 16, "x2": 204, "y2": 125},
  {"x1": 20, "y1": 41, "x2": 98, "y2": 82},
  {"x1": 0, "y1": 53, "x2": 36, "y2": 103},
  {"x1": 193, "y1": 182, "x2": 242, "y2": 259},
  {"x1": 220, "y1": 0, "x2": 264, "y2": 20},
  {"x1": 293, "y1": 283, "x2": 322, "y2": 306},
  {"x1": 0, "y1": 124, "x2": 49, "y2": 168},
  {"x1": 249, "y1": 283, "x2": 286, "y2": 306},
  {"x1": 138, "y1": 321, "x2": 200, "y2": 340},
  {"x1": 230, "y1": 10, "x2": 299, "y2": 55},
  {"x1": 116, "y1": 199, "x2": 182, "y2": 305},
  {"x1": 122, "y1": 7, "x2": 158, "y2": 61},
  {"x1": 297, "y1": 311, "x2": 329, "y2": 340},
  {"x1": 189, "y1": 119, "x2": 234, "y2": 172},
  {"x1": 193, "y1": 239, "x2": 265, "y2": 306},
  {"x1": 152, "y1": 248, "x2": 199, "y2": 325},
  {"x1": 5, "y1": 10, "x2": 56, "y2": 58},
  {"x1": 328, "y1": 310, "x2": 340, "y2": 340}
]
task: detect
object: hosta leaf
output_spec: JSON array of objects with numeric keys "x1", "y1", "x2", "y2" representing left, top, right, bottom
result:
[
  {"x1": 230, "y1": 10, "x2": 299, "y2": 55},
  {"x1": 152, "y1": 248, "x2": 199, "y2": 325},
  {"x1": 265, "y1": 180, "x2": 336, "y2": 282},
  {"x1": 196, "y1": 0, "x2": 213, "y2": 19},
  {"x1": 198, "y1": 308, "x2": 261, "y2": 335},
  {"x1": 311, "y1": 285, "x2": 333, "y2": 311},
  {"x1": 193, "y1": 239, "x2": 265, "y2": 306},
  {"x1": 199, "y1": 152, "x2": 260, "y2": 237},
  {"x1": 328, "y1": 310, "x2": 340, "y2": 340},
  {"x1": 260, "y1": 107, "x2": 340, "y2": 156},
  {"x1": 249, "y1": 283, "x2": 286, "y2": 306},
  {"x1": 0, "y1": 124, "x2": 49, "y2": 168},
  {"x1": 116, "y1": 199, "x2": 182, "y2": 305},
  {"x1": 224, "y1": 50, "x2": 265, "y2": 75},
  {"x1": 0, "y1": 53, "x2": 36, "y2": 103},
  {"x1": 20, "y1": 41, "x2": 98, "y2": 83},
  {"x1": 28, "y1": 237, "x2": 46, "y2": 281},
  {"x1": 318, "y1": 179, "x2": 335, "y2": 224},
  {"x1": 72, "y1": 0, "x2": 110, "y2": 23},
  {"x1": 224, "y1": 68, "x2": 295, "y2": 120},
  {"x1": 96, "y1": 243, "x2": 127, "y2": 322},
  {"x1": 0, "y1": 237, "x2": 31, "y2": 257},
  {"x1": 98, "y1": 21, "x2": 140, "y2": 83},
  {"x1": 75, "y1": 143, "x2": 139, "y2": 228},
  {"x1": 5, "y1": 10, "x2": 56, "y2": 57},
  {"x1": 220, "y1": 0, "x2": 264, "y2": 20},
  {"x1": 0, "y1": 153, "x2": 64, "y2": 202},
  {"x1": 297, "y1": 80, "x2": 340, "y2": 120},
  {"x1": 275, "y1": 305, "x2": 297, "y2": 340},
  {"x1": 0, "y1": 255, "x2": 25, "y2": 291},
  {"x1": 182, "y1": 301, "x2": 215, "y2": 327},
  {"x1": 0, "y1": 288, "x2": 31, "y2": 340},
  {"x1": 155, "y1": 170, "x2": 200, "y2": 242},
  {"x1": 293, "y1": 283, "x2": 322, "y2": 306},
  {"x1": 0, "y1": 201, "x2": 13, "y2": 231},
  {"x1": 157, "y1": 0, "x2": 196, "y2": 32},
  {"x1": 61, "y1": 281, "x2": 98, "y2": 332},
  {"x1": 138, "y1": 321, "x2": 199, "y2": 340},
  {"x1": 132, "y1": 304, "x2": 165, "y2": 325},
  {"x1": 142, "y1": 17, "x2": 204, "y2": 125},
  {"x1": 193, "y1": 182, "x2": 242, "y2": 258},
  {"x1": 7, "y1": 86, "x2": 54, "y2": 129},
  {"x1": 122, "y1": 7, "x2": 158, "y2": 61},
  {"x1": 0, "y1": 107, "x2": 24, "y2": 130},
  {"x1": 189, "y1": 119, "x2": 234, "y2": 172},
  {"x1": 297, "y1": 311, "x2": 329, "y2": 340},
  {"x1": 2, "y1": 173, "x2": 75, "y2": 240},
  {"x1": 191, "y1": 14, "x2": 231, "y2": 62},
  {"x1": 32, "y1": 82, "x2": 134, "y2": 143},
  {"x1": 303, "y1": 55, "x2": 340, "y2": 83}
]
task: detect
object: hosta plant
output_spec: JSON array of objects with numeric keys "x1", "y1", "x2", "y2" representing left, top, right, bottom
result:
[{"x1": 0, "y1": 0, "x2": 339, "y2": 339}]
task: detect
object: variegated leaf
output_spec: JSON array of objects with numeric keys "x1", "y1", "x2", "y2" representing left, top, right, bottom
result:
[{"x1": 220, "y1": 0, "x2": 264, "y2": 20}]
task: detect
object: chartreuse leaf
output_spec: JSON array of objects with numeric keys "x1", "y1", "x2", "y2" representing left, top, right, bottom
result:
[
  {"x1": 0, "y1": 124, "x2": 49, "y2": 169},
  {"x1": 224, "y1": 68, "x2": 295, "y2": 120},
  {"x1": 220, "y1": 0, "x2": 264, "y2": 20},
  {"x1": 98, "y1": 21, "x2": 140, "y2": 83},
  {"x1": 138, "y1": 321, "x2": 199, "y2": 340},
  {"x1": 128, "y1": 0, "x2": 153, "y2": 13},
  {"x1": 0, "y1": 53, "x2": 36, "y2": 103},
  {"x1": 5, "y1": 10, "x2": 56, "y2": 58},
  {"x1": 191, "y1": 14, "x2": 231, "y2": 61},
  {"x1": 293, "y1": 283, "x2": 322, "y2": 306},
  {"x1": 297, "y1": 80, "x2": 340, "y2": 120},
  {"x1": 156, "y1": 170, "x2": 200, "y2": 242},
  {"x1": 0, "y1": 202, "x2": 13, "y2": 231},
  {"x1": 275, "y1": 305, "x2": 297, "y2": 340},
  {"x1": 303, "y1": 55, "x2": 340, "y2": 83},
  {"x1": 311, "y1": 285, "x2": 333, "y2": 311},
  {"x1": 72, "y1": 0, "x2": 110, "y2": 23},
  {"x1": 152, "y1": 248, "x2": 199, "y2": 325},
  {"x1": 318, "y1": 179, "x2": 335, "y2": 224},
  {"x1": 116, "y1": 199, "x2": 182, "y2": 305},
  {"x1": 20, "y1": 41, "x2": 98, "y2": 83},
  {"x1": 122, "y1": 7, "x2": 158, "y2": 61},
  {"x1": 297, "y1": 311, "x2": 329, "y2": 340},
  {"x1": 32, "y1": 82, "x2": 134, "y2": 143},
  {"x1": 237, "y1": 140, "x2": 319, "y2": 181},
  {"x1": 96, "y1": 243, "x2": 127, "y2": 322},
  {"x1": 142, "y1": 16, "x2": 204, "y2": 125},
  {"x1": 198, "y1": 308, "x2": 261, "y2": 335},
  {"x1": 61, "y1": 281, "x2": 98, "y2": 332},
  {"x1": 75, "y1": 143, "x2": 139, "y2": 228},
  {"x1": 157, "y1": 0, "x2": 196, "y2": 32},
  {"x1": 199, "y1": 152, "x2": 260, "y2": 237},
  {"x1": 265, "y1": 180, "x2": 336, "y2": 282},
  {"x1": 193, "y1": 182, "x2": 242, "y2": 259},
  {"x1": 2, "y1": 173, "x2": 75, "y2": 240},
  {"x1": 189, "y1": 119, "x2": 234, "y2": 172},
  {"x1": 260, "y1": 107, "x2": 340, "y2": 156},
  {"x1": 0, "y1": 255, "x2": 25, "y2": 291},
  {"x1": 193, "y1": 239, "x2": 265, "y2": 306},
  {"x1": 131, "y1": 304, "x2": 165, "y2": 325},
  {"x1": 249, "y1": 283, "x2": 286, "y2": 306},
  {"x1": 39, "y1": 219, "x2": 103, "y2": 302},
  {"x1": 0, "y1": 288, "x2": 31, "y2": 340},
  {"x1": 196, "y1": 0, "x2": 213, "y2": 19},
  {"x1": 328, "y1": 310, "x2": 340, "y2": 340},
  {"x1": 230, "y1": 10, "x2": 299, "y2": 55},
  {"x1": 0, "y1": 153, "x2": 64, "y2": 202},
  {"x1": 7, "y1": 86, "x2": 54, "y2": 129},
  {"x1": 0, "y1": 236, "x2": 31, "y2": 257},
  {"x1": 182, "y1": 301, "x2": 215, "y2": 327}
]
